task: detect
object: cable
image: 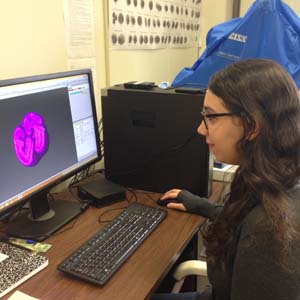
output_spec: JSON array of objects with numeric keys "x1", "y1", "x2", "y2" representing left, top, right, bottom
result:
[
  {"x1": 68, "y1": 165, "x2": 101, "y2": 190},
  {"x1": 96, "y1": 186, "x2": 147, "y2": 224},
  {"x1": 97, "y1": 206, "x2": 128, "y2": 224},
  {"x1": 125, "y1": 188, "x2": 138, "y2": 203},
  {"x1": 51, "y1": 216, "x2": 81, "y2": 237},
  {"x1": 138, "y1": 190, "x2": 160, "y2": 204},
  {"x1": 98, "y1": 118, "x2": 104, "y2": 157}
]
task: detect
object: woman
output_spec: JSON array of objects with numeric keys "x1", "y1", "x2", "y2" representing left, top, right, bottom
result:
[{"x1": 151, "y1": 59, "x2": 300, "y2": 300}]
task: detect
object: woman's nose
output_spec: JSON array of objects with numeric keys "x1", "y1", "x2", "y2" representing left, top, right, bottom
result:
[{"x1": 197, "y1": 120, "x2": 207, "y2": 136}]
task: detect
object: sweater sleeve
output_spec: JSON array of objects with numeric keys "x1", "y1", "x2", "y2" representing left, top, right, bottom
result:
[{"x1": 178, "y1": 190, "x2": 223, "y2": 220}]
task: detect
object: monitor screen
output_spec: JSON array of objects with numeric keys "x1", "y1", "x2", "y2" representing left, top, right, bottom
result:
[{"x1": 0, "y1": 69, "x2": 101, "y2": 241}]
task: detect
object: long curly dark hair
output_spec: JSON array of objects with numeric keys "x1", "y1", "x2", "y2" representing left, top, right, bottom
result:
[{"x1": 201, "y1": 59, "x2": 300, "y2": 269}]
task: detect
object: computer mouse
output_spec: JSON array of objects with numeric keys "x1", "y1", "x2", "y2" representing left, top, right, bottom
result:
[{"x1": 156, "y1": 198, "x2": 181, "y2": 207}]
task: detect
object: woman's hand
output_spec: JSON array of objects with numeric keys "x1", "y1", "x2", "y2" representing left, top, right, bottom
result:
[{"x1": 160, "y1": 189, "x2": 187, "y2": 211}]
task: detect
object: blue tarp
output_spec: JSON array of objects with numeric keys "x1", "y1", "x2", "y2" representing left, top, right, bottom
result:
[{"x1": 172, "y1": 0, "x2": 300, "y2": 88}]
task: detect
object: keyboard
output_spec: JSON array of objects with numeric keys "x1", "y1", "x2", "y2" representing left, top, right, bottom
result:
[{"x1": 57, "y1": 202, "x2": 167, "y2": 285}]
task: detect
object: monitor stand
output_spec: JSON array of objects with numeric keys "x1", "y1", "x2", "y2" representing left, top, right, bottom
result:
[{"x1": 6, "y1": 192, "x2": 82, "y2": 241}]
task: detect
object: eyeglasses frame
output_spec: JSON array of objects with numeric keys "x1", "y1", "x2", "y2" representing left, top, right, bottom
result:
[{"x1": 201, "y1": 111, "x2": 237, "y2": 130}]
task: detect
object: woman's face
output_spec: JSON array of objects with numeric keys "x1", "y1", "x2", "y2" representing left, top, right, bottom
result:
[{"x1": 197, "y1": 89, "x2": 244, "y2": 165}]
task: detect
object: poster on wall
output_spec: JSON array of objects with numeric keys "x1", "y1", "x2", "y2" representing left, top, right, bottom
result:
[
  {"x1": 64, "y1": 0, "x2": 96, "y2": 58},
  {"x1": 108, "y1": 0, "x2": 202, "y2": 50}
]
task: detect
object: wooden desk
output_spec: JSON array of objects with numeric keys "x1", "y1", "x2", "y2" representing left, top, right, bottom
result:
[{"x1": 3, "y1": 181, "x2": 222, "y2": 300}]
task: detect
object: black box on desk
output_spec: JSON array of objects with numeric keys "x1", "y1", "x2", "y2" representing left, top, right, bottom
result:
[
  {"x1": 77, "y1": 177, "x2": 126, "y2": 208},
  {"x1": 101, "y1": 86, "x2": 213, "y2": 197}
]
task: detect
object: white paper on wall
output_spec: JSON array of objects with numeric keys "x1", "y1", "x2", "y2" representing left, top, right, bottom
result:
[
  {"x1": 64, "y1": 0, "x2": 96, "y2": 58},
  {"x1": 109, "y1": 0, "x2": 202, "y2": 50}
]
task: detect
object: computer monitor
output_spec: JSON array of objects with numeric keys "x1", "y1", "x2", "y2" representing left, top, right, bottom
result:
[{"x1": 0, "y1": 69, "x2": 101, "y2": 241}]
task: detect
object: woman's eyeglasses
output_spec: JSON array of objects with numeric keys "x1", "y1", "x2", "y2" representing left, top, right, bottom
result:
[{"x1": 201, "y1": 111, "x2": 237, "y2": 129}]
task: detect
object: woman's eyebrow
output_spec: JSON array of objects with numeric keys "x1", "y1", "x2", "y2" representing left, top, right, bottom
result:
[{"x1": 203, "y1": 106, "x2": 216, "y2": 113}]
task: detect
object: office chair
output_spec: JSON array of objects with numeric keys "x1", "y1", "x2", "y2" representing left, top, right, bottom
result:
[{"x1": 172, "y1": 260, "x2": 207, "y2": 293}]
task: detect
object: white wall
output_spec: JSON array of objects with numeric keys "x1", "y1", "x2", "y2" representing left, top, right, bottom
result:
[
  {"x1": 1, "y1": 0, "x2": 300, "y2": 101},
  {"x1": 0, "y1": 0, "x2": 68, "y2": 79},
  {"x1": 0, "y1": 0, "x2": 232, "y2": 97}
]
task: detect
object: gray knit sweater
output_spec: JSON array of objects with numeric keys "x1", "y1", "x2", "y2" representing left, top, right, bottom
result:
[{"x1": 177, "y1": 185, "x2": 300, "y2": 300}]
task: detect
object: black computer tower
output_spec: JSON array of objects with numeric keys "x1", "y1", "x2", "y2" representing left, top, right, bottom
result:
[{"x1": 101, "y1": 86, "x2": 213, "y2": 197}]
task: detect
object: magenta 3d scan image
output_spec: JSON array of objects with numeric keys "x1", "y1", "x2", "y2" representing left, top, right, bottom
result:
[{"x1": 13, "y1": 112, "x2": 49, "y2": 167}]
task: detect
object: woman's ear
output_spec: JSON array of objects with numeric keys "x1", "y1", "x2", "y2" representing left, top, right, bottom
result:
[{"x1": 248, "y1": 119, "x2": 261, "y2": 141}]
